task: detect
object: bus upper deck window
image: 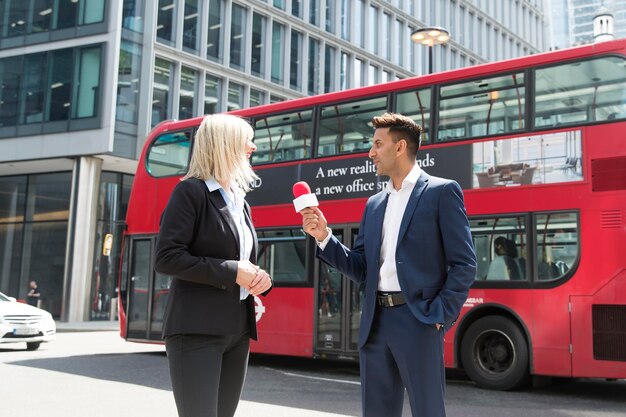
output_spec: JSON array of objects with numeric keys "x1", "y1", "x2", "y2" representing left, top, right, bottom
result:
[
  {"x1": 534, "y1": 56, "x2": 626, "y2": 128},
  {"x1": 252, "y1": 110, "x2": 313, "y2": 165}
]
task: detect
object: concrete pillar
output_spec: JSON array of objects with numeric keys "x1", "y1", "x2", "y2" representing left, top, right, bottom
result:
[{"x1": 66, "y1": 156, "x2": 102, "y2": 322}]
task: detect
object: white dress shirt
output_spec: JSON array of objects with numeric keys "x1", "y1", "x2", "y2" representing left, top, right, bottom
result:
[
  {"x1": 378, "y1": 163, "x2": 422, "y2": 291},
  {"x1": 317, "y1": 164, "x2": 422, "y2": 292},
  {"x1": 205, "y1": 177, "x2": 252, "y2": 300}
]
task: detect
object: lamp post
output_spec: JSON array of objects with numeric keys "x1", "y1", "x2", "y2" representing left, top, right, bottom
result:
[{"x1": 411, "y1": 27, "x2": 450, "y2": 74}]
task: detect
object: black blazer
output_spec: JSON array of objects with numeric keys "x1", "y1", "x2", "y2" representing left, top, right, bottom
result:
[{"x1": 154, "y1": 178, "x2": 263, "y2": 339}]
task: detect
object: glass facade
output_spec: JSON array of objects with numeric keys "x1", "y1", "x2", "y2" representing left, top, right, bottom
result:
[
  {"x1": 0, "y1": 45, "x2": 102, "y2": 130},
  {"x1": 116, "y1": 41, "x2": 142, "y2": 124},
  {"x1": 0, "y1": 0, "x2": 105, "y2": 40},
  {"x1": 0, "y1": 173, "x2": 71, "y2": 319},
  {"x1": 90, "y1": 172, "x2": 133, "y2": 320}
]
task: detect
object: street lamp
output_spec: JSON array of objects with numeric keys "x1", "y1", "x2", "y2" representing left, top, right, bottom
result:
[{"x1": 411, "y1": 26, "x2": 450, "y2": 74}]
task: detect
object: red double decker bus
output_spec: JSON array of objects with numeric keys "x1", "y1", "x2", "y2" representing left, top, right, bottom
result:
[{"x1": 119, "y1": 39, "x2": 626, "y2": 390}]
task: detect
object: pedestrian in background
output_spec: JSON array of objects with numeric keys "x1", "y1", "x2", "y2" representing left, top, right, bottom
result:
[{"x1": 26, "y1": 280, "x2": 41, "y2": 307}]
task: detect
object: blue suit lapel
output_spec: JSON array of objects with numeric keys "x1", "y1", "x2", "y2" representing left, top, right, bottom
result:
[
  {"x1": 398, "y1": 172, "x2": 429, "y2": 243},
  {"x1": 368, "y1": 191, "x2": 389, "y2": 263}
]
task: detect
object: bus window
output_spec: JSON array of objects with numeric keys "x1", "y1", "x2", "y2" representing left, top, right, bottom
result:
[
  {"x1": 534, "y1": 56, "x2": 626, "y2": 128},
  {"x1": 146, "y1": 130, "x2": 191, "y2": 177},
  {"x1": 395, "y1": 87, "x2": 432, "y2": 143},
  {"x1": 257, "y1": 229, "x2": 308, "y2": 285},
  {"x1": 470, "y1": 216, "x2": 527, "y2": 281},
  {"x1": 535, "y1": 212, "x2": 578, "y2": 281},
  {"x1": 438, "y1": 72, "x2": 525, "y2": 142},
  {"x1": 318, "y1": 96, "x2": 387, "y2": 156},
  {"x1": 252, "y1": 110, "x2": 313, "y2": 164}
]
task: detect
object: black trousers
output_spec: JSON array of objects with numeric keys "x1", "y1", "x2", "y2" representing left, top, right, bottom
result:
[{"x1": 165, "y1": 302, "x2": 251, "y2": 417}]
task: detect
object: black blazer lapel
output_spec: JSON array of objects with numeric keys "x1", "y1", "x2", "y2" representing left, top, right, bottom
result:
[{"x1": 208, "y1": 190, "x2": 240, "y2": 249}]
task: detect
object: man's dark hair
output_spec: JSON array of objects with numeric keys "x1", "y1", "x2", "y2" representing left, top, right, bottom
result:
[{"x1": 371, "y1": 112, "x2": 423, "y2": 158}]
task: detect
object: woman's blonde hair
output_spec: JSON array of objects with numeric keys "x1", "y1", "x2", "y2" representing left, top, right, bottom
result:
[{"x1": 184, "y1": 113, "x2": 259, "y2": 192}]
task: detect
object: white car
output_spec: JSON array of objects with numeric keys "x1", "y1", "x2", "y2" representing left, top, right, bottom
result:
[{"x1": 0, "y1": 291, "x2": 56, "y2": 351}]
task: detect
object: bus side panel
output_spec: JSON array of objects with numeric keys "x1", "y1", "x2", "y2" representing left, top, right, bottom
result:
[
  {"x1": 571, "y1": 271, "x2": 626, "y2": 378},
  {"x1": 251, "y1": 288, "x2": 315, "y2": 357}
]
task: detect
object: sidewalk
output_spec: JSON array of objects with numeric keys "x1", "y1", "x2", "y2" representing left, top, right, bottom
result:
[{"x1": 55, "y1": 320, "x2": 119, "y2": 332}]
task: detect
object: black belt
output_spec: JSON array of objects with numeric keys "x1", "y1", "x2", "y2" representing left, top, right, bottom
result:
[{"x1": 377, "y1": 292, "x2": 406, "y2": 307}]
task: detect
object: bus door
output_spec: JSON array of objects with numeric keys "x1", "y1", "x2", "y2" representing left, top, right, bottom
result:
[
  {"x1": 124, "y1": 236, "x2": 171, "y2": 341},
  {"x1": 315, "y1": 226, "x2": 363, "y2": 358}
]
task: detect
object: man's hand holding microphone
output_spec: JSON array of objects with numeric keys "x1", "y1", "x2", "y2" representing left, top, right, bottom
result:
[{"x1": 293, "y1": 181, "x2": 330, "y2": 242}]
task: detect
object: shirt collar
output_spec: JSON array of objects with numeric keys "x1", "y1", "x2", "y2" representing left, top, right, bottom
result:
[
  {"x1": 204, "y1": 177, "x2": 246, "y2": 199},
  {"x1": 386, "y1": 163, "x2": 422, "y2": 193}
]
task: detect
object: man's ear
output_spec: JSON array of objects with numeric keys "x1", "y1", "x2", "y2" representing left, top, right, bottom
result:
[{"x1": 396, "y1": 138, "x2": 408, "y2": 155}]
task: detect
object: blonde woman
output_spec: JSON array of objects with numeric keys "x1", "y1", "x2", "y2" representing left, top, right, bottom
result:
[{"x1": 155, "y1": 113, "x2": 272, "y2": 417}]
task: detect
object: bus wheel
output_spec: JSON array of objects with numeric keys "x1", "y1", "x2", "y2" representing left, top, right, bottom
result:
[{"x1": 461, "y1": 316, "x2": 529, "y2": 390}]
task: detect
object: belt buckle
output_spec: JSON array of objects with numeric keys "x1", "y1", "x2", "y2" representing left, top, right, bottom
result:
[{"x1": 387, "y1": 294, "x2": 394, "y2": 307}]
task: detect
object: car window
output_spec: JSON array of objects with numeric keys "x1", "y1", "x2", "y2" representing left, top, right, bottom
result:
[{"x1": 0, "y1": 293, "x2": 10, "y2": 302}]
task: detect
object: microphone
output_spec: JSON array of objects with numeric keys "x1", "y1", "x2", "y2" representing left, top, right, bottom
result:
[{"x1": 292, "y1": 181, "x2": 319, "y2": 212}]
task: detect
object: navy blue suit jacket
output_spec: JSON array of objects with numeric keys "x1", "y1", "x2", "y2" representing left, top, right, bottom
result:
[{"x1": 318, "y1": 171, "x2": 476, "y2": 348}]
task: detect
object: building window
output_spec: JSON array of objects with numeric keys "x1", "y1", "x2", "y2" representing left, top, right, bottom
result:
[
  {"x1": 56, "y1": 0, "x2": 79, "y2": 30},
  {"x1": 382, "y1": 12, "x2": 391, "y2": 60},
  {"x1": 324, "y1": 45, "x2": 335, "y2": 93},
  {"x1": 355, "y1": 0, "x2": 364, "y2": 47},
  {"x1": 152, "y1": 58, "x2": 173, "y2": 127},
  {"x1": 368, "y1": 5, "x2": 378, "y2": 54},
  {"x1": 204, "y1": 74, "x2": 221, "y2": 115},
  {"x1": 207, "y1": 0, "x2": 224, "y2": 62},
  {"x1": 5, "y1": 1, "x2": 28, "y2": 37},
  {"x1": 309, "y1": 0, "x2": 319, "y2": 26},
  {"x1": 340, "y1": 0, "x2": 350, "y2": 41},
  {"x1": 21, "y1": 53, "x2": 46, "y2": 124},
  {"x1": 368, "y1": 64, "x2": 378, "y2": 86},
  {"x1": 73, "y1": 46, "x2": 101, "y2": 119},
  {"x1": 249, "y1": 88, "x2": 264, "y2": 108},
  {"x1": 251, "y1": 12, "x2": 266, "y2": 78},
  {"x1": 271, "y1": 21, "x2": 285, "y2": 84},
  {"x1": 290, "y1": 30, "x2": 303, "y2": 90},
  {"x1": 47, "y1": 48, "x2": 73, "y2": 121},
  {"x1": 157, "y1": 0, "x2": 175, "y2": 45},
  {"x1": 270, "y1": 95, "x2": 284, "y2": 103},
  {"x1": 0, "y1": 56, "x2": 20, "y2": 127},
  {"x1": 183, "y1": 0, "x2": 199, "y2": 53},
  {"x1": 179, "y1": 66, "x2": 197, "y2": 120},
  {"x1": 395, "y1": 19, "x2": 404, "y2": 66},
  {"x1": 122, "y1": 0, "x2": 144, "y2": 32},
  {"x1": 227, "y1": 81, "x2": 244, "y2": 111},
  {"x1": 229, "y1": 3, "x2": 246, "y2": 70},
  {"x1": 308, "y1": 38, "x2": 321, "y2": 95},
  {"x1": 273, "y1": 0, "x2": 285, "y2": 10},
  {"x1": 340, "y1": 52, "x2": 349, "y2": 90},
  {"x1": 354, "y1": 58, "x2": 363, "y2": 87},
  {"x1": 292, "y1": 0, "x2": 303, "y2": 18},
  {"x1": 116, "y1": 41, "x2": 142, "y2": 124},
  {"x1": 32, "y1": 0, "x2": 53, "y2": 33},
  {"x1": 79, "y1": 0, "x2": 105, "y2": 25},
  {"x1": 325, "y1": 0, "x2": 335, "y2": 33}
]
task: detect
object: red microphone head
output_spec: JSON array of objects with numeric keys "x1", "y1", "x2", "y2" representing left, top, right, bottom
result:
[{"x1": 292, "y1": 181, "x2": 311, "y2": 198}]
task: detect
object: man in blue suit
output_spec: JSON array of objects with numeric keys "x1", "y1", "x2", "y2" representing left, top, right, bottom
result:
[{"x1": 300, "y1": 113, "x2": 476, "y2": 417}]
